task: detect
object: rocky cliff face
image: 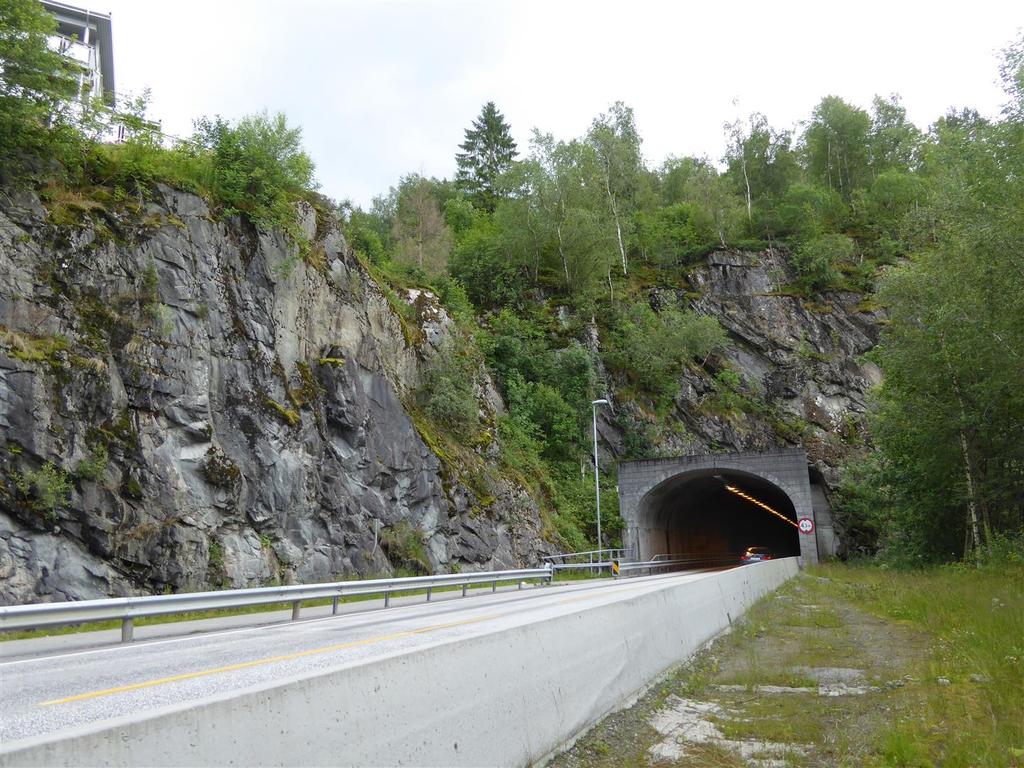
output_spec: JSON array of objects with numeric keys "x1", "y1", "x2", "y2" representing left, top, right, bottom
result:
[
  {"x1": 0, "y1": 185, "x2": 550, "y2": 604},
  {"x1": 603, "y1": 248, "x2": 881, "y2": 492}
]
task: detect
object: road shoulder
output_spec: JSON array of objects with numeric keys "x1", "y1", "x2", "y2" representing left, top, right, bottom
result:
[{"x1": 551, "y1": 569, "x2": 934, "y2": 767}]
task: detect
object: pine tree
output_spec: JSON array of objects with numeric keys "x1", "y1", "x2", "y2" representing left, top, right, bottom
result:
[{"x1": 455, "y1": 102, "x2": 518, "y2": 212}]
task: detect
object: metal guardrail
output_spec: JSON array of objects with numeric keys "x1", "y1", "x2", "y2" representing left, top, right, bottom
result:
[
  {"x1": 547, "y1": 562, "x2": 614, "y2": 572},
  {"x1": 0, "y1": 568, "x2": 552, "y2": 643},
  {"x1": 543, "y1": 548, "x2": 627, "y2": 565},
  {"x1": 615, "y1": 555, "x2": 737, "y2": 575},
  {"x1": 549, "y1": 554, "x2": 738, "y2": 577}
]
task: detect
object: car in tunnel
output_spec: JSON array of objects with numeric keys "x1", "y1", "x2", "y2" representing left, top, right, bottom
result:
[{"x1": 740, "y1": 546, "x2": 773, "y2": 564}]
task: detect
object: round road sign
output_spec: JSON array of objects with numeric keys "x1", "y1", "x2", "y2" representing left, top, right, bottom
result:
[{"x1": 798, "y1": 517, "x2": 815, "y2": 534}]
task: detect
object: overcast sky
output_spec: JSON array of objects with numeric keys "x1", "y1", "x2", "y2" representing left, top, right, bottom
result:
[{"x1": 97, "y1": 0, "x2": 1022, "y2": 207}]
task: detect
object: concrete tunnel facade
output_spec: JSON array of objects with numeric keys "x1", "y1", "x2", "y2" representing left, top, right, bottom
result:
[{"x1": 618, "y1": 448, "x2": 828, "y2": 565}]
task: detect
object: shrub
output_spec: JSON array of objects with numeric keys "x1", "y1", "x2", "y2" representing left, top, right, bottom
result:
[
  {"x1": 448, "y1": 219, "x2": 526, "y2": 308},
  {"x1": 381, "y1": 521, "x2": 431, "y2": 574},
  {"x1": 202, "y1": 446, "x2": 241, "y2": 488},
  {"x1": 189, "y1": 112, "x2": 316, "y2": 232},
  {"x1": 75, "y1": 444, "x2": 109, "y2": 481},
  {"x1": 791, "y1": 233, "x2": 853, "y2": 290},
  {"x1": 504, "y1": 373, "x2": 580, "y2": 461},
  {"x1": 347, "y1": 224, "x2": 386, "y2": 264},
  {"x1": 634, "y1": 202, "x2": 717, "y2": 265},
  {"x1": 776, "y1": 182, "x2": 848, "y2": 240},
  {"x1": 434, "y1": 276, "x2": 476, "y2": 328},
  {"x1": 605, "y1": 302, "x2": 727, "y2": 414},
  {"x1": 417, "y1": 339, "x2": 479, "y2": 439},
  {"x1": 26, "y1": 462, "x2": 71, "y2": 521}
]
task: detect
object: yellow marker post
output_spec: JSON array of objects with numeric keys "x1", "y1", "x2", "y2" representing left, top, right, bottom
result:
[{"x1": 611, "y1": 559, "x2": 620, "y2": 578}]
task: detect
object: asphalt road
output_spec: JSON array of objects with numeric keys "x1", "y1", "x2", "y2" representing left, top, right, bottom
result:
[{"x1": 0, "y1": 570, "x2": 722, "y2": 747}]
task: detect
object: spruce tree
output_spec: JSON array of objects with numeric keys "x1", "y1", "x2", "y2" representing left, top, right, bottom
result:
[{"x1": 455, "y1": 102, "x2": 517, "y2": 211}]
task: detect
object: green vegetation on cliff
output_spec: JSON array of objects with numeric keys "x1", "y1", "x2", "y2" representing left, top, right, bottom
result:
[{"x1": 341, "y1": 36, "x2": 1023, "y2": 562}]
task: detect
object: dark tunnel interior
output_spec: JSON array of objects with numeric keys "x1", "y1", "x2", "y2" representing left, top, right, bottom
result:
[{"x1": 634, "y1": 469, "x2": 801, "y2": 560}]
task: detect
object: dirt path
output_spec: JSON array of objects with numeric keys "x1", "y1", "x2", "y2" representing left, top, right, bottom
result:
[{"x1": 549, "y1": 572, "x2": 932, "y2": 768}]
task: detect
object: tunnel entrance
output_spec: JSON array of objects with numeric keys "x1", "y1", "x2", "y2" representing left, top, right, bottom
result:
[
  {"x1": 633, "y1": 469, "x2": 801, "y2": 562},
  {"x1": 618, "y1": 448, "x2": 819, "y2": 564}
]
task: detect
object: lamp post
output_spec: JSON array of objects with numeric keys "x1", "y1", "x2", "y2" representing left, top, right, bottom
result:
[{"x1": 591, "y1": 398, "x2": 609, "y2": 561}]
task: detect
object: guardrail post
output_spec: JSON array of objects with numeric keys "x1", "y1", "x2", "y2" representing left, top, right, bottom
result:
[
  {"x1": 332, "y1": 596, "x2": 339, "y2": 615},
  {"x1": 492, "y1": 580, "x2": 497, "y2": 592},
  {"x1": 461, "y1": 584, "x2": 468, "y2": 597},
  {"x1": 426, "y1": 587, "x2": 432, "y2": 602},
  {"x1": 384, "y1": 592, "x2": 391, "y2": 608},
  {"x1": 121, "y1": 617, "x2": 133, "y2": 643},
  {"x1": 291, "y1": 601, "x2": 301, "y2": 621}
]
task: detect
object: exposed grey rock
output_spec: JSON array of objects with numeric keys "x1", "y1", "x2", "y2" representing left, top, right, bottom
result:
[
  {"x1": 0, "y1": 186, "x2": 552, "y2": 604},
  {"x1": 603, "y1": 248, "x2": 879, "y2": 539}
]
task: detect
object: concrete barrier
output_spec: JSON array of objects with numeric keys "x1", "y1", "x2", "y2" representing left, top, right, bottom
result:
[{"x1": 0, "y1": 558, "x2": 799, "y2": 767}]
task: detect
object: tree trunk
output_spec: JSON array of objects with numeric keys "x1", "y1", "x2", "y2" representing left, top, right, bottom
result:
[
  {"x1": 957, "y1": 423, "x2": 984, "y2": 560},
  {"x1": 942, "y1": 336, "x2": 984, "y2": 559},
  {"x1": 556, "y1": 223, "x2": 569, "y2": 289},
  {"x1": 741, "y1": 155, "x2": 752, "y2": 225},
  {"x1": 525, "y1": 205, "x2": 541, "y2": 282},
  {"x1": 826, "y1": 137, "x2": 834, "y2": 193},
  {"x1": 603, "y1": 168, "x2": 628, "y2": 276},
  {"x1": 613, "y1": 208, "x2": 627, "y2": 276}
]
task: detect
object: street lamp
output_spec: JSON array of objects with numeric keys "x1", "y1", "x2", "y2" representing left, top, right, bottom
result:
[{"x1": 591, "y1": 398, "x2": 609, "y2": 561}]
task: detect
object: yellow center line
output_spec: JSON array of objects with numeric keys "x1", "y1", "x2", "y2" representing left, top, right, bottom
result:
[{"x1": 40, "y1": 613, "x2": 504, "y2": 707}]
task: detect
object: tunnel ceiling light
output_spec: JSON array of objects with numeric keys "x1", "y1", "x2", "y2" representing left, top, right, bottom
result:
[{"x1": 724, "y1": 484, "x2": 799, "y2": 529}]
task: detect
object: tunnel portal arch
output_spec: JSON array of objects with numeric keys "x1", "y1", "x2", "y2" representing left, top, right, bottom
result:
[{"x1": 618, "y1": 448, "x2": 818, "y2": 564}]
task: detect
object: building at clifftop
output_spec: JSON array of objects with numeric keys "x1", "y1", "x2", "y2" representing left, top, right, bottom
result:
[{"x1": 41, "y1": 0, "x2": 115, "y2": 105}]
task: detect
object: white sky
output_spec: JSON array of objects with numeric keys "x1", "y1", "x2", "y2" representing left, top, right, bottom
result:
[{"x1": 97, "y1": 0, "x2": 1023, "y2": 207}]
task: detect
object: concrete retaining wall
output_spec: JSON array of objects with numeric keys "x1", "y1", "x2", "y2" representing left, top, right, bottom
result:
[{"x1": 0, "y1": 559, "x2": 799, "y2": 767}]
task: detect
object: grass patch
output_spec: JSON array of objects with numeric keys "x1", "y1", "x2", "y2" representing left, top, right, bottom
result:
[
  {"x1": 663, "y1": 742, "x2": 746, "y2": 767},
  {"x1": 263, "y1": 397, "x2": 300, "y2": 427},
  {"x1": 0, "y1": 327, "x2": 69, "y2": 366},
  {"x1": 713, "y1": 709, "x2": 814, "y2": 745},
  {"x1": 715, "y1": 667, "x2": 819, "y2": 689},
  {"x1": 777, "y1": 603, "x2": 845, "y2": 629},
  {"x1": 815, "y1": 563, "x2": 1024, "y2": 767}
]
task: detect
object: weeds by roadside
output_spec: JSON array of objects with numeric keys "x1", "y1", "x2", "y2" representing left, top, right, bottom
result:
[{"x1": 552, "y1": 563, "x2": 1023, "y2": 768}]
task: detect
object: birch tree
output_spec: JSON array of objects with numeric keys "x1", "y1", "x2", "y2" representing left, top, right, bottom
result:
[
  {"x1": 588, "y1": 102, "x2": 643, "y2": 276},
  {"x1": 724, "y1": 112, "x2": 799, "y2": 239}
]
